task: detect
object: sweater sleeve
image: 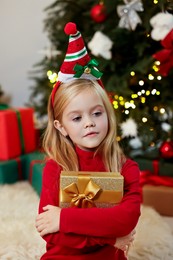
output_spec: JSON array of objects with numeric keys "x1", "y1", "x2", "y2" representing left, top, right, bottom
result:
[
  {"x1": 60, "y1": 159, "x2": 141, "y2": 238},
  {"x1": 38, "y1": 160, "x2": 116, "y2": 248}
]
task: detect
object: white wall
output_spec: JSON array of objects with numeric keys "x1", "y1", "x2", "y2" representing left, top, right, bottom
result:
[{"x1": 0, "y1": 0, "x2": 51, "y2": 107}]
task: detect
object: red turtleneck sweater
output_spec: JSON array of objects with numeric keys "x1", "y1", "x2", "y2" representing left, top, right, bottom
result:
[{"x1": 39, "y1": 147, "x2": 141, "y2": 259}]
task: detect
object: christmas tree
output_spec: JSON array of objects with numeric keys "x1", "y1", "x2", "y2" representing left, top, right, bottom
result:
[{"x1": 28, "y1": 0, "x2": 173, "y2": 156}]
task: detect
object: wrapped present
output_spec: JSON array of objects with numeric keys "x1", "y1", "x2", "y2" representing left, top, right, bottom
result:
[
  {"x1": 21, "y1": 151, "x2": 45, "y2": 180},
  {"x1": 0, "y1": 157, "x2": 23, "y2": 184},
  {"x1": 133, "y1": 157, "x2": 173, "y2": 178},
  {"x1": 30, "y1": 163, "x2": 44, "y2": 195},
  {"x1": 60, "y1": 171, "x2": 124, "y2": 208},
  {"x1": 0, "y1": 108, "x2": 36, "y2": 160},
  {"x1": 143, "y1": 185, "x2": 173, "y2": 216}
]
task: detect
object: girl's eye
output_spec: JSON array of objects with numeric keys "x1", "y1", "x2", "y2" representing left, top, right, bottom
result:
[
  {"x1": 72, "y1": 116, "x2": 82, "y2": 122},
  {"x1": 93, "y1": 111, "x2": 102, "y2": 117}
]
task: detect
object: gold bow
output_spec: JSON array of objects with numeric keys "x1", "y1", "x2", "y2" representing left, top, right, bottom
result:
[{"x1": 63, "y1": 179, "x2": 101, "y2": 208}]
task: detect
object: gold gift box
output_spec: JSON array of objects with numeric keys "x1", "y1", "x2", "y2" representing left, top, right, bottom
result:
[{"x1": 60, "y1": 171, "x2": 124, "y2": 208}]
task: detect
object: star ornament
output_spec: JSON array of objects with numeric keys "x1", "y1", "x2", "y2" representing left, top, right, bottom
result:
[{"x1": 153, "y1": 29, "x2": 173, "y2": 76}]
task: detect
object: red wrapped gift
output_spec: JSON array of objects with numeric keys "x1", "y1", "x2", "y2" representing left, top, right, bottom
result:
[{"x1": 0, "y1": 108, "x2": 36, "y2": 160}]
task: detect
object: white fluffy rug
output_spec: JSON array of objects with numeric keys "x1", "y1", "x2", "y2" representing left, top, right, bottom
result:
[{"x1": 0, "y1": 181, "x2": 173, "y2": 260}]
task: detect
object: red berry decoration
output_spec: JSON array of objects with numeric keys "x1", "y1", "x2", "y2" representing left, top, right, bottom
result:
[
  {"x1": 159, "y1": 140, "x2": 173, "y2": 159},
  {"x1": 90, "y1": 3, "x2": 107, "y2": 23}
]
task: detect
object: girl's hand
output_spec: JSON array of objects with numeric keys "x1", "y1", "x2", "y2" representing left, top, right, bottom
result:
[
  {"x1": 114, "y1": 229, "x2": 136, "y2": 254},
  {"x1": 35, "y1": 205, "x2": 61, "y2": 236}
]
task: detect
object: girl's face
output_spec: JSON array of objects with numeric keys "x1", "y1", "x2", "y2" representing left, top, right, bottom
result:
[{"x1": 55, "y1": 88, "x2": 108, "y2": 151}]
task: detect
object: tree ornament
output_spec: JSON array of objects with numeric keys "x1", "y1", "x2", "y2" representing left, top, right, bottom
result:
[
  {"x1": 159, "y1": 139, "x2": 173, "y2": 159},
  {"x1": 153, "y1": 29, "x2": 173, "y2": 76},
  {"x1": 117, "y1": 0, "x2": 144, "y2": 31},
  {"x1": 120, "y1": 118, "x2": 138, "y2": 138},
  {"x1": 90, "y1": 1, "x2": 107, "y2": 23},
  {"x1": 150, "y1": 12, "x2": 173, "y2": 41},
  {"x1": 88, "y1": 31, "x2": 113, "y2": 60}
]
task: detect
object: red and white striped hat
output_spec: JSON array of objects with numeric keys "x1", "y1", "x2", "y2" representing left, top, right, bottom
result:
[
  {"x1": 51, "y1": 22, "x2": 103, "y2": 105},
  {"x1": 58, "y1": 22, "x2": 102, "y2": 82}
]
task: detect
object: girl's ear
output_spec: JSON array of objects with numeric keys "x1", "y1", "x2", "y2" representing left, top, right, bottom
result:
[{"x1": 54, "y1": 120, "x2": 68, "y2": 137}]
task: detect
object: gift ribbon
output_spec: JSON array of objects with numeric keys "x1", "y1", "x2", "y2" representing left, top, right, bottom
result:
[
  {"x1": 140, "y1": 159, "x2": 173, "y2": 187},
  {"x1": 13, "y1": 109, "x2": 25, "y2": 154},
  {"x1": 29, "y1": 159, "x2": 43, "y2": 183},
  {"x1": 15, "y1": 157, "x2": 23, "y2": 180},
  {"x1": 73, "y1": 59, "x2": 103, "y2": 79},
  {"x1": 140, "y1": 170, "x2": 173, "y2": 187},
  {"x1": 63, "y1": 177, "x2": 101, "y2": 208},
  {"x1": 61, "y1": 174, "x2": 123, "y2": 208}
]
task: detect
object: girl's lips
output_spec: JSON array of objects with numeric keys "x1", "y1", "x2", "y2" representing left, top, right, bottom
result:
[{"x1": 84, "y1": 132, "x2": 98, "y2": 137}]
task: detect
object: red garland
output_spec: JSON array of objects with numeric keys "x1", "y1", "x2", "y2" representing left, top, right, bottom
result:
[{"x1": 153, "y1": 29, "x2": 173, "y2": 76}]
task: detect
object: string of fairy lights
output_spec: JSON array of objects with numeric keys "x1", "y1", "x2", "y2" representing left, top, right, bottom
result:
[{"x1": 112, "y1": 60, "x2": 162, "y2": 120}]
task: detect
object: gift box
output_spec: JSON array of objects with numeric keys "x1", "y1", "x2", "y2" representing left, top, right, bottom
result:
[
  {"x1": 143, "y1": 185, "x2": 173, "y2": 216},
  {"x1": 0, "y1": 157, "x2": 23, "y2": 184},
  {"x1": 0, "y1": 108, "x2": 36, "y2": 160},
  {"x1": 133, "y1": 157, "x2": 173, "y2": 178},
  {"x1": 29, "y1": 163, "x2": 44, "y2": 195},
  {"x1": 60, "y1": 171, "x2": 124, "y2": 208},
  {"x1": 21, "y1": 151, "x2": 45, "y2": 180}
]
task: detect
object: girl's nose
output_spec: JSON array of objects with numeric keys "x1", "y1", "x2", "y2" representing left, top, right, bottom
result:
[{"x1": 84, "y1": 117, "x2": 96, "y2": 128}]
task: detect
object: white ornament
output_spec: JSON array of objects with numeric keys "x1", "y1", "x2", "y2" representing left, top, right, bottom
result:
[
  {"x1": 129, "y1": 137, "x2": 142, "y2": 149},
  {"x1": 88, "y1": 31, "x2": 113, "y2": 60},
  {"x1": 161, "y1": 122, "x2": 171, "y2": 132},
  {"x1": 117, "y1": 0, "x2": 144, "y2": 31},
  {"x1": 150, "y1": 12, "x2": 173, "y2": 41},
  {"x1": 120, "y1": 118, "x2": 138, "y2": 138}
]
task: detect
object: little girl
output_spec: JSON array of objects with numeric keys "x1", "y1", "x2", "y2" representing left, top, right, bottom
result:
[{"x1": 36, "y1": 22, "x2": 141, "y2": 260}]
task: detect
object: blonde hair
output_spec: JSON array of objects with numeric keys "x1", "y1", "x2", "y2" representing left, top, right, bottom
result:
[{"x1": 43, "y1": 79, "x2": 126, "y2": 172}]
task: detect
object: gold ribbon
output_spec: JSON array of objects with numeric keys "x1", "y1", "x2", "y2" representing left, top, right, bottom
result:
[{"x1": 63, "y1": 178, "x2": 101, "y2": 208}]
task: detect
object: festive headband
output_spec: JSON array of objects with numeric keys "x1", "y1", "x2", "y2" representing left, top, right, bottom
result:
[{"x1": 51, "y1": 22, "x2": 103, "y2": 106}]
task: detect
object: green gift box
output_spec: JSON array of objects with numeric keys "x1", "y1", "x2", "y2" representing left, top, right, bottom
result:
[
  {"x1": 21, "y1": 151, "x2": 45, "y2": 180},
  {"x1": 133, "y1": 157, "x2": 173, "y2": 177},
  {"x1": 30, "y1": 163, "x2": 44, "y2": 195},
  {"x1": 0, "y1": 157, "x2": 23, "y2": 184},
  {"x1": 0, "y1": 151, "x2": 45, "y2": 184}
]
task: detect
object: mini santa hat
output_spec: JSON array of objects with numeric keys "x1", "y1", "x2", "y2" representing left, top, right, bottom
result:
[{"x1": 51, "y1": 22, "x2": 103, "y2": 105}]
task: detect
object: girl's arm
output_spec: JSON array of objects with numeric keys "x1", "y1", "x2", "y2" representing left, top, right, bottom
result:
[{"x1": 37, "y1": 159, "x2": 117, "y2": 248}]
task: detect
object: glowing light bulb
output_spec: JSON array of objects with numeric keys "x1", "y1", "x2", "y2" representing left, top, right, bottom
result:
[
  {"x1": 155, "y1": 60, "x2": 160, "y2": 66},
  {"x1": 130, "y1": 71, "x2": 135, "y2": 76},
  {"x1": 142, "y1": 117, "x2": 148, "y2": 123},
  {"x1": 160, "y1": 108, "x2": 165, "y2": 114},
  {"x1": 153, "y1": 106, "x2": 158, "y2": 111},
  {"x1": 139, "y1": 80, "x2": 144, "y2": 86},
  {"x1": 151, "y1": 89, "x2": 157, "y2": 95},
  {"x1": 131, "y1": 94, "x2": 138, "y2": 99},
  {"x1": 157, "y1": 76, "x2": 162, "y2": 80},
  {"x1": 148, "y1": 74, "x2": 154, "y2": 80},
  {"x1": 141, "y1": 97, "x2": 146, "y2": 103}
]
